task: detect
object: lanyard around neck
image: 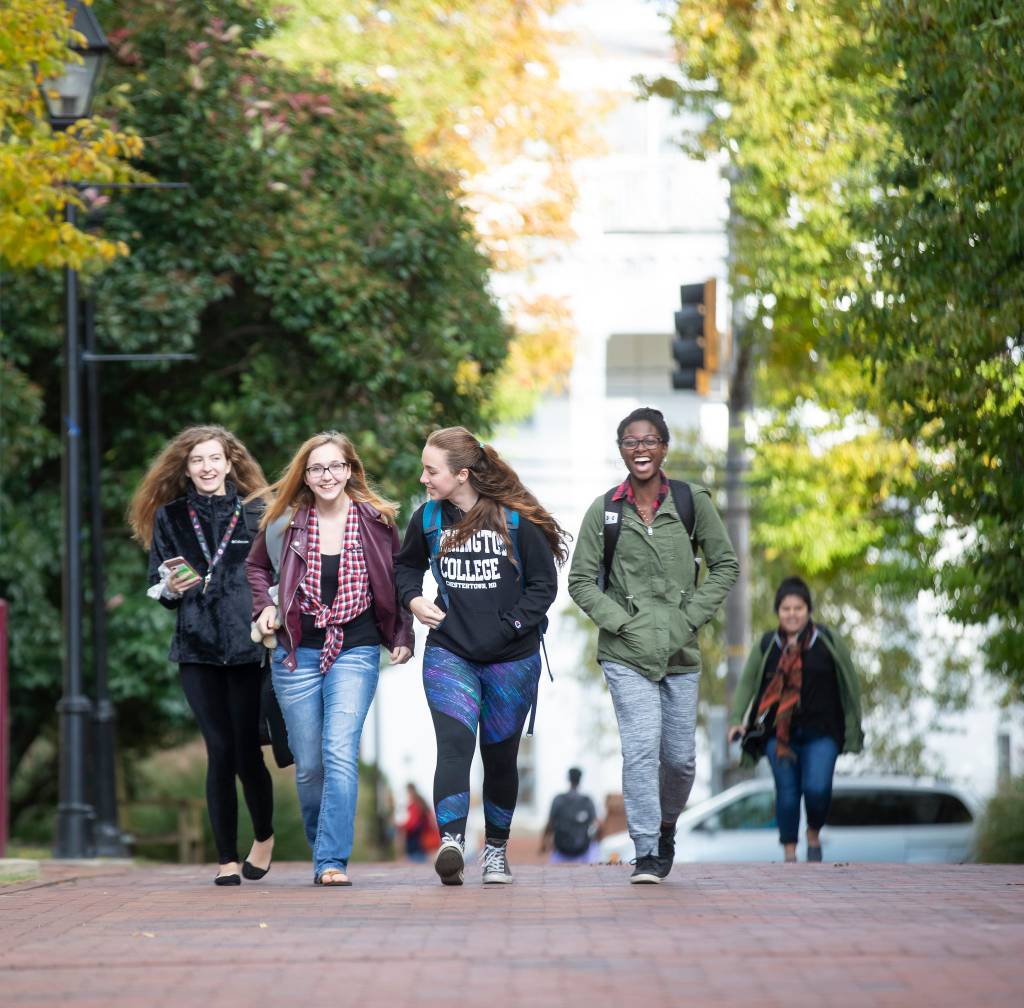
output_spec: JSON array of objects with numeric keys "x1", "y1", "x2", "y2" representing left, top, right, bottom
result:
[{"x1": 187, "y1": 498, "x2": 241, "y2": 593}]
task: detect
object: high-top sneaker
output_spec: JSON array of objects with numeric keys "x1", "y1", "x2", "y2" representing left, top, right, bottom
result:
[
  {"x1": 630, "y1": 854, "x2": 662, "y2": 884},
  {"x1": 480, "y1": 839, "x2": 513, "y2": 885},
  {"x1": 434, "y1": 833, "x2": 465, "y2": 886}
]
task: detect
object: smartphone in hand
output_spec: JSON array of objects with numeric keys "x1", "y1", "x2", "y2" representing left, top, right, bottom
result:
[{"x1": 163, "y1": 556, "x2": 202, "y2": 586}]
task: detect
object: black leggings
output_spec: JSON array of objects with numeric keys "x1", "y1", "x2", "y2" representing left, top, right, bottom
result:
[{"x1": 179, "y1": 662, "x2": 274, "y2": 864}]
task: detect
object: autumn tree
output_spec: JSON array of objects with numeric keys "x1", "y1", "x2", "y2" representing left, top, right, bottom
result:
[
  {"x1": 263, "y1": 0, "x2": 595, "y2": 418},
  {"x1": 0, "y1": 0, "x2": 142, "y2": 270}
]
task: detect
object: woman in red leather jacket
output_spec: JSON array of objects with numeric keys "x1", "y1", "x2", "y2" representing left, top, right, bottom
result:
[{"x1": 246, "y1": 431, "x2": 413, "y2": 886}]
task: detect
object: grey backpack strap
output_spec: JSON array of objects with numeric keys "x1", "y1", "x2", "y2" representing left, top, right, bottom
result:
[{"x1": 266, "y1": 514, "x2": 288, "y2": 578}]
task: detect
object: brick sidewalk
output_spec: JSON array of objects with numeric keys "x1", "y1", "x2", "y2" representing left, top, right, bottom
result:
[{"x1": 2, "y1": 861, "x2": 1022, "y2": 1007}]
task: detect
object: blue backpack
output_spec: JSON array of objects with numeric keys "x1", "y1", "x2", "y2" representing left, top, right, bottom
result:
[{"x1": 421, "y1": 500, "x2": 551, "y2": 732}]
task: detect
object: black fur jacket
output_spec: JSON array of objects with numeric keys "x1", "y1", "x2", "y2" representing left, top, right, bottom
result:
[{"x1": 148, "y1": 481, "x2": 264, "y2": 667}]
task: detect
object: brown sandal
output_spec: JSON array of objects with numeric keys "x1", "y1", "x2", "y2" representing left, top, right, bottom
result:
[{"x1": 315, "y1": 868, "x2": 352, "y2": 886}]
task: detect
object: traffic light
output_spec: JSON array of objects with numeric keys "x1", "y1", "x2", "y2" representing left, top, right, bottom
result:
[{"x1": 671, "y1": 279, "x2": 717, "y2": 394}]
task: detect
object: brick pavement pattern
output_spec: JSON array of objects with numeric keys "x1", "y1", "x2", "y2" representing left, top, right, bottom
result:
[{"x1": 1, "y1": 861, "x2": 1022, "y2": 1007}]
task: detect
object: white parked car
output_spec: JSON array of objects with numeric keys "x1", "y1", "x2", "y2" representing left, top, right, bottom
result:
[{"x1": 599, "y1": 775, "x2": 979, "y2": 864}]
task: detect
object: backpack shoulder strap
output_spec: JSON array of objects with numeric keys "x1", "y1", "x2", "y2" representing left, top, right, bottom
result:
[
  {"x1": 422, "y1": 499, "x2": 443, "y2": 548},
  {"x1": 421, "y1": 501, "x2": 449, "y2": 608},
  {"x1": 600, "y1": 488, "x2": 623, "y2": 591},
  {"x1": 668, "y1": 479, "x2": 696, "y2": 542},
  {"x1": 503, "y1": 507, "x2": 521, "y2": 573},
  {"x1": 669, "y1": 480, "x2": 700, "y2": 585},
  {"x1": 265, "y1": 514, "x2": 288, "y2": 578}
]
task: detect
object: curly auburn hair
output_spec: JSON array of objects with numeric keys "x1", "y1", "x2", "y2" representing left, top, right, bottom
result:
[
  {"x1": 128, "y1": 425, "x2": 266, "y2": 548},
  {"x1": 251, "y1": 431, "x2": 398, "y2": 528},
  {"x1": 426, "y1": 426, "x2": 570, "y2": 565}
]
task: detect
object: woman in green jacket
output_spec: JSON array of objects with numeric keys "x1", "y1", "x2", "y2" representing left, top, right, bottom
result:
[
  {"x1": 728, "y1": 576, "x2": 864, "y2": 863},
  {"x1": 568, "y1": 407, "x2": 738, "y2": 884}
]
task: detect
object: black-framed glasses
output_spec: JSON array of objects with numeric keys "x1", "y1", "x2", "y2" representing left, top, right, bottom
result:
[
  {"x1": 305, "y1": 461, "x2": 351, "y2": 480},
  {"x1": 618, "y1": 436, "x2": 663, "y2": 450}
]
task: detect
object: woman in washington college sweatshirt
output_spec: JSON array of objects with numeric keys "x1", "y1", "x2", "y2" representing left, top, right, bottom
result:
[{"x1": 395, "y1": 426, "x2": 568, "y2": 887}]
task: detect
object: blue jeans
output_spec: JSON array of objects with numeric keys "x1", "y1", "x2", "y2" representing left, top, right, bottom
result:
[
  {"x1": 766, "y1": 729, "x2": 839, "y2": 845},
  {"x1": 272, "y1": 645, "x2": 380, "y2": 878}
]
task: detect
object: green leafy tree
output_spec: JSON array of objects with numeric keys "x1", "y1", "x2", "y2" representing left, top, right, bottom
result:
[
  {"x1": 649, "y1": 0, "x2": 972, "y2": 768},
  {"x1": 850, "y1": 1, "x2": 1024, "y2": 694},
  {"x1": 1, "y1": 0, "x2": 510, "y2": 831}
]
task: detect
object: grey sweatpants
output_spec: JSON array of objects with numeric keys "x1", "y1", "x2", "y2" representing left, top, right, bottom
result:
[{"x1": 601, "y1": 660, "x2": 700, "y2": 858}]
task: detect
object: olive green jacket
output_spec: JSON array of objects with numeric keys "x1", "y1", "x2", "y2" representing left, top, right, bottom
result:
[
  {"x1": 567, "y1": 482, "x2": 739, "y2": 681},
  {"x1": 729, "y1": 625, "x2": 865, "y2": 763}
]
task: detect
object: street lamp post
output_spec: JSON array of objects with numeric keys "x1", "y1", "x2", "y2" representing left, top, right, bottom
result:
[
  {"x1": 83, "y1": 296, "x2": 125, "y2": 857},
  {"x1": 55, "y1": 199, "x2": 93, "y2": 859},
  {"x1": 45, "y1": 0, "x2": 110, "y2": 859}
]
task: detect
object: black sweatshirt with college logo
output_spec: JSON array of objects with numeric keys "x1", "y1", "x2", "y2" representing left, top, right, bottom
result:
[{"x1": 395, "y1": 500, "x2": 558, "y2": 664}]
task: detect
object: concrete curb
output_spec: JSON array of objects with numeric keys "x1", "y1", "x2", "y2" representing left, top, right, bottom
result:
[{"x1": 0, "y1": 858, "x2": 41, "y2": 883}]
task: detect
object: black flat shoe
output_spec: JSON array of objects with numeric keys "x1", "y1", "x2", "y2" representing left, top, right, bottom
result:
[
  {"x1": 242, "y1": 859, "x2": 271, "y2": 881},
  {"x1": 214, "y1": 873, "x2": 241, "y2": 886}
]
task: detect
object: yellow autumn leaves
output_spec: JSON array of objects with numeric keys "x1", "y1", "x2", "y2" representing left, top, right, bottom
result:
[{"x1": 0, "y1": 0, "x2": 143, "y2": 271}]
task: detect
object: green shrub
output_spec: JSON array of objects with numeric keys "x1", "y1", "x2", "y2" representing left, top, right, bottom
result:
[
  {"x1": 975, "y1": 776, "x2": 1024, "y2": 863},
  {"x1": 128, "y1": 737, "x2": 394, "y2": 865}
]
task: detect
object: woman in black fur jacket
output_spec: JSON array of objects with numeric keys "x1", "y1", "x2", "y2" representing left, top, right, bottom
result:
[{"x1": 129, "y1": 425, "x2": 274, "y2": 886}]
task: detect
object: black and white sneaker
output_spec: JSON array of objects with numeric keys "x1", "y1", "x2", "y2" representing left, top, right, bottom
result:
[
  {"x1": 434, "y1": 833, "x2": 465, "y2": 886},
  {"x1": 630, "y1": 854, "x2": 662, "y2": 884},
  {"x1": 657, "y1": 827, "x2": 676, "y2": 880},
  {"x1": 480, "y1": 840, "x2": 513, "y2": 885}
]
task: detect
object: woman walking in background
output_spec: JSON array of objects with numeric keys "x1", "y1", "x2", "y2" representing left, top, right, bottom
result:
[
  {"x1": 568, "y1": 406, "x2": 738, "y2": 884},
  {"x1": 395, "y1": 426, "x2": 567, "y2": 886},
  {"x1": 246, "y1": 432, "x2": 413, "y2": 886},
  {"x1": 729, "y1": 576, "x2": 863, "y2": 863},
  {"x1": 129, "y1": 425, "x2": 274, "y2": 886}
]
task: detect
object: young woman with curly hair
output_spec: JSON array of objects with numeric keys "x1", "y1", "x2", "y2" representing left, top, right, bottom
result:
[
  {"x1": 246, "y1": 432, "x2": 413, "y2": 886},
  {"x1": 395, "y1": 426, "x2": 569, "y2": 887},
  {"x1": 129, "y1": 425, "x2": 274, "y2": 886}
]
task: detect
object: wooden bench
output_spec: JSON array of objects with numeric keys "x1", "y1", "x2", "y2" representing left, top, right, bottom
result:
[{"x1": 122, "y1": 797, "x2": 205, "y2": 863}]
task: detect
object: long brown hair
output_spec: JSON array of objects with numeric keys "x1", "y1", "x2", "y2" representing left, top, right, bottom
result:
[
  {"x1": 426, "y1": 426, "x2": 569, "y2": 565},
  {"x1": 252, "y1": 431, "x2": 398, "y2": 528},
  {"x1": 128, "y1": 425, "x2": 266, "y2": 548}
]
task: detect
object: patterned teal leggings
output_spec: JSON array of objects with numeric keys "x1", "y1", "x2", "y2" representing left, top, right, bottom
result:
[{"x1": 423, "y1": 645, "x2": 541, "y2": 841}]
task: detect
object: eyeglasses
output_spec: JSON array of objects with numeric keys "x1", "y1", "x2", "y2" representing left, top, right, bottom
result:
[
  {"x1": 618, "y1": 436, "x2": 664, "y2": 450},
  {"x1": 305, "y1": 461, "x2": 351, "y2": 480}
]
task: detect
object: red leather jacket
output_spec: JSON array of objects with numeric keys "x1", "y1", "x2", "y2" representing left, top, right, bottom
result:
[{"x1": 246, "y1": 502, "x2": 414, "y2": 671}]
